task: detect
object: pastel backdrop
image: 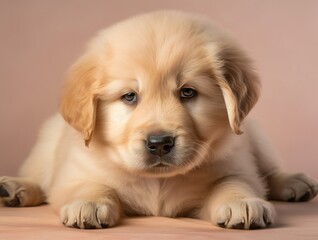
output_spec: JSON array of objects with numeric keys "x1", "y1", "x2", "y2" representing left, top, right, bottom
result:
[{"x1": 1, "y1": 0, "x2": 317, "y2": 179}]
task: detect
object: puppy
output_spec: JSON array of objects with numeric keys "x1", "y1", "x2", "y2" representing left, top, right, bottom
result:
[{"x1": 0, "y1": 11, "x2": 317, "y2": 230}]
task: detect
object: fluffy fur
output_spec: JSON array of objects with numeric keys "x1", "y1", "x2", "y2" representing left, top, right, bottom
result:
[{"x1": 0, "y1": 11, "x2": 317, "y2": 230}]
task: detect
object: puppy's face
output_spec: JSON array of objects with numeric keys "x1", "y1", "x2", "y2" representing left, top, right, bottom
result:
[
  {"x1": 97, "y1": 45, "x2": 228, "y2": 177},
  {"x1": 60, "y1": 12, "x2": 260, "y2": 177}
]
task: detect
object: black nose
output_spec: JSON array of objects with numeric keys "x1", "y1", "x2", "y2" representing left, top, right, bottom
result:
[{"x1": 146, "y1": 135, "x2": 175, "y2": 157}]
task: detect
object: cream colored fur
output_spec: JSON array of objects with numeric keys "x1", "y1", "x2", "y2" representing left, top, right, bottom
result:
[{"x1": 0, "y1": 11, "x2": 317, "y2": 230}]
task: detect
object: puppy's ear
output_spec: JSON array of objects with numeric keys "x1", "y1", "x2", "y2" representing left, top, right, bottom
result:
[
  {"x1": 59, "y1": 53, "x2": 103, "y2": 146},
  {"x1": 217, "y1": 46, "x2": 261, "y2": 134}
]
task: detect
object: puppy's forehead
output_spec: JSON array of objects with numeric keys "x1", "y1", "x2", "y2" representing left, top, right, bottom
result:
[{"x1": 104, "y1": 16, "x2": 214, "y2": 90}]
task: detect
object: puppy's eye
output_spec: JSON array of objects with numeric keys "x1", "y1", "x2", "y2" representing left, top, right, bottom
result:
[
  {"x1": 122, "y1": 92, "x2": 137, "y2": 104},
  {"x1": 180, "y1": 88, "x2": 197, "y2": 100}
]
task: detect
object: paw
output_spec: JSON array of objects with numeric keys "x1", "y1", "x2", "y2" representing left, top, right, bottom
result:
[
  {"x1": 0, "y1": 176, "x2": 44, "y2": 207},
  {"x1": 269, "y1": 173, "x2": 318, "y2": 202},
  {"x1": 0, "y1": 176, "x2": 25, "y2": 207},
  {"x1": 60, "y1": 200, "x2": 120, "y2": 229},
  {"x1": 213, "y1": 198, "x2": 275, "y2": 230}
]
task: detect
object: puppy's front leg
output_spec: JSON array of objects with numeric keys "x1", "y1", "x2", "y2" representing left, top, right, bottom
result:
[
  {"x1": 50, "y1": 182, "x2": 121, "y2": 229},
  {"x1": 267, "y1": 172, "x2": 318, "y2": 202},
  {"x1": 199, "y1": 178, "x2": 275, "y2": 230}
]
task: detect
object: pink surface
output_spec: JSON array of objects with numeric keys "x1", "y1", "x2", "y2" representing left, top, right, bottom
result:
[{"x1": 0, "y1": 199, "x2": 318, "y2": 240}]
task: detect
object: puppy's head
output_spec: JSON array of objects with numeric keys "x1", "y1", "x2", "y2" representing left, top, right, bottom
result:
[{"x1": 60, "y1": 11, "x2": 260, "y2": 177}]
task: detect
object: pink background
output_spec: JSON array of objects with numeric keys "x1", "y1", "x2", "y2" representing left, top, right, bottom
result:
[{"x1": 1, "y1": 0, "x2": 317, "y2": 179}]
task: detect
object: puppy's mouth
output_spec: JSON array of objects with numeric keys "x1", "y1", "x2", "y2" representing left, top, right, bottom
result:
[
  {"x1": 145, "y1": 153, "x2": 177, "y2": 169},
  {"x1": 130, "y1": 141, "x2": 204, "y2": 177},
  {"x1": 141, "y1": 152, "x2": 193, "y2": 177},
  {"x1": 149, "y1": 161, "x2": 175, "y2": 168},
  {"x1": 142, "y1": 161, "x2": 178, "y2": 177}
]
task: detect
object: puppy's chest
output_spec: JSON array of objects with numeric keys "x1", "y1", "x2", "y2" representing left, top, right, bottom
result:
[{"x1": 116, "y1": 178, "x2": 208, "y2": 217}]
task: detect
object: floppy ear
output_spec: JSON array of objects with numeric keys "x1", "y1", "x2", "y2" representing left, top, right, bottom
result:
[
  {"x1": 217, "y1": 46, "x2": 261, "y2": 134},
  {"x1": 59, "y1": 53, "x2": 103, "y2": 146}
]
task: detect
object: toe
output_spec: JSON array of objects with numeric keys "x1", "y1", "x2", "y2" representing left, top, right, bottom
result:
[
  {"x1": 83, "y1": 219, "x2": 97, "y2": 229},
  {"x1": 0, "y1": 185, "x2": 9, "y2": 197},
  {"x1": 249, "y1": 221, "x2": 262, "y2": 229},
  {"x1": 231, "y1": 221, "x2": 244, "y2": 229},
  {"x1": 299, "y1": 190, "x2": 311, "y2": 202},
  {"x1": 217, "y1": 222, "x2": 227, "y2": 228},
  {"x1": 4, "y1": 195, "x2": 20, "y2": 207},
  {"x1": 100, "y1": 223, "x2": 109, "y2": 228}
]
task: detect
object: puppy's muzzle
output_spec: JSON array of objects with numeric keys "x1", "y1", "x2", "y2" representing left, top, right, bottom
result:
[{"x1": 146, "y1": 134, "x2": 175, "y2": 157}]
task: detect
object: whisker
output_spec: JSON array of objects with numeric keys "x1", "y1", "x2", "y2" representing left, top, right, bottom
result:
[{"x1": 180, "y1": 139, "x2": 216, "y2": 169}]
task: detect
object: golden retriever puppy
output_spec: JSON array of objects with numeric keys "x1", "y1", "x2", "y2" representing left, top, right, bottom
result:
[{"x1": 0, "y1": 11, "x2": 317, "y2": 230}]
